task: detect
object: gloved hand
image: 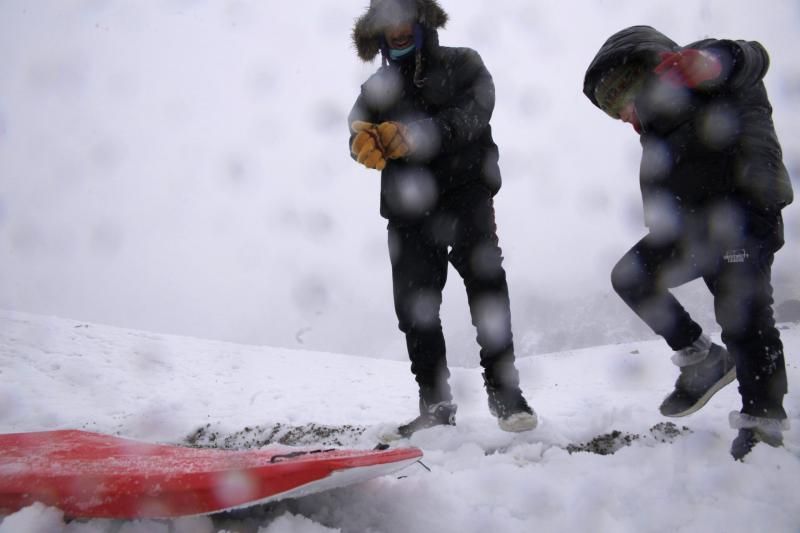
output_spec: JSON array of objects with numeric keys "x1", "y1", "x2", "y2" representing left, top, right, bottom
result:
[
  {"x1": 376, "y1": 121, "x2": 412, "y2": 159},
  {"x1": 350, "y1": 121, "x2": 386, "y2": 170},
  {"x1": 654, "y1": 49, "x2": 723, "y2": 88}
]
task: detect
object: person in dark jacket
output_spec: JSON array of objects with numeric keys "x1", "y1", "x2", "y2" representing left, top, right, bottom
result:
[
  {"x1": 348, "y1": 0, "x2": 536, "y2": 437},
  {"x1": 584, "y1": 26, "x2": 793, "y2": 460}
]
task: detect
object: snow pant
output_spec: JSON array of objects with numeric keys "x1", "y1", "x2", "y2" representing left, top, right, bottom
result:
[
  {"x1": 610, "y1": 215, "x2": 788, "y2": 419},
  {"x1": 387, "y1": 182, "x2": 520, "y2": 405}
]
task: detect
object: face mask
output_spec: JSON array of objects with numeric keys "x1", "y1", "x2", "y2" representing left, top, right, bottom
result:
[{"x1": 389, "y1": 43, "x2": 416, "y2": 60}]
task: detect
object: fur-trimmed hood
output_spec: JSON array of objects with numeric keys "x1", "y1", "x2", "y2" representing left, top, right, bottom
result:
[{"x1": 352, "y1": 0, "x2": 449, "y2": 61}]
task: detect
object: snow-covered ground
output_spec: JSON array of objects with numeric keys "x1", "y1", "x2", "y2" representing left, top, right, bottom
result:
[{"x1": 1, "y1": 309, "x2": 799, "y2": 532}]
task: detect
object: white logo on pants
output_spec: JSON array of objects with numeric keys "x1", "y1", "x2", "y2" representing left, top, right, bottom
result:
[{"x1": 723, "y1": 249, "x2": 750, "y2": 264}]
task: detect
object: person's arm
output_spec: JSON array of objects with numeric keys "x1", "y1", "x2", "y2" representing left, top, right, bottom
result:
[
  {"x1": 654, "y1": 39, "x2": 770, "y2": 92},
  {"x1": 347, "y1": 88, "x2": 388, "y2": 170},
  {"x1": 347, "y1": 92, "x2": 377, "y2": 162},
  {"x1": 704, "y1": 39, "x2": 770, "y2": 91}
]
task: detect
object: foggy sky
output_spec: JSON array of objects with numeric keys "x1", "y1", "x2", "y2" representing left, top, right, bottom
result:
[{"x1": 1, "y1": 0, "x2": 798, "y2": 364}]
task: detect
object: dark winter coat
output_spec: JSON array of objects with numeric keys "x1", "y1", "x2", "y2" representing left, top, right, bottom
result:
[
  {"x1": 584, "y1": 26, "x2": 793, "y2": 238},
  {"x1": 348, "y1": 0, "x2": 501, "y2": 222}
]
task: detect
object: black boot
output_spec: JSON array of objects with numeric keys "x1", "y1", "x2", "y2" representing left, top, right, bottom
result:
[
  {"x1": 659, "y1": 335, "x2": 736, "y2": 417},
  {"x1": 729, "y1": 411, "x2": 787, "y2": 461},
  {"x1": 483, "y1": 372, "x2": 537, "y2": 432},
  {"x1": 397, "y1": 399, "x2": 457, "y2": 438}
]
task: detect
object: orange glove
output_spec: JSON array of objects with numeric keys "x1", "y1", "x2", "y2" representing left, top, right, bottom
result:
[
  {"x1": 654, "y1": 49, "x2": 722, "y2": 88},
  {"x1": 350, "y1": 121, "x2": 386, "y2": 170},
  {"x1": 376, "y1": 121, "x2": 412, "y2": 159}
]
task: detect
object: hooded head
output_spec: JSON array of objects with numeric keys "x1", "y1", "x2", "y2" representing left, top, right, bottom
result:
[
  {"x1": 584, "y1": 26, "x2": 679, "y2": 115},
  {"x1": 593, "y1": 62, "x2": 649, "y2": 118},
  {"x1": 352, "y1": 0, "x2": 449, "y2": 62}
]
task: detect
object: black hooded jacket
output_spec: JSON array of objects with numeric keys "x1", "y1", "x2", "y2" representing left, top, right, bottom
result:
[
  {"x1": 584, "y1": 26, "x2": 793, "y2": 236},
  {"x1": 348, "y1": 0, "x2": 501, "y2": 222}
]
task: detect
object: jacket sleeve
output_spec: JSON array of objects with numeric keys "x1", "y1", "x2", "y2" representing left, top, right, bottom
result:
[
  {"x1": 408, "y1": 49, "x2": 495, "y2": 160},
  {"x1": 696, "y1": 39, "x2": 770, "y2": 91},
  {"x1": 347, "y1": 90, "x2": 377, "y2": 162}
]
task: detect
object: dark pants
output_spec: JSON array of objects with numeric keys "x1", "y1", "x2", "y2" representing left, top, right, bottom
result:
[
  {"x1": 611, "y1": 216, "x2": 788, "y2": 419},
  {"x1": 387, "y1": 182, "x2": 519, "y2": 404}
]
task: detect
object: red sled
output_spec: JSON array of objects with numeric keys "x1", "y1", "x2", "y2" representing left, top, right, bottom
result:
[{"x1": 0, "y1": 429, "x2": 422, "y2": 519}]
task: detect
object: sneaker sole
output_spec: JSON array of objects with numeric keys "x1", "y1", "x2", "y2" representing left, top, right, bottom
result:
[
  {"x1": 379, "y1": 429, "x2": 404, "y2": 443},
  {"x1": 661, "y1": 367, "x2": 737, "y2": 418},
  {"x1": 498, "y1": 412, "x2": 538, "y2": 433}
]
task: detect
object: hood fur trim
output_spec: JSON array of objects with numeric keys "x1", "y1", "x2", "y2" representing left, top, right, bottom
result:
[
  {"x1": 729, "y1": 411, "x2": 790, "y2": 432},
  {"x1": 352, "y1": 0, "x2": 448, "y2": 61}
]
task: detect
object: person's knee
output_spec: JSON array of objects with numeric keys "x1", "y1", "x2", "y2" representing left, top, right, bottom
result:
[
  {"x1": 452, "y1": 242, "x2": 505, "y2": 283},
  {"x1": 611, "y1": 255, "x2": 644, "y2": 296}
]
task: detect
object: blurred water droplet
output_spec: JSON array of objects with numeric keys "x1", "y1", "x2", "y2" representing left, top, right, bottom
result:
[
  {"x1": 214, "y1": 470, "x2": 259, "y2": 507},
  {"x1": 224, "y1": 155, "x2": 247, "y2": 185},
  {"x1": 640, "y1": 139, "x2": 672, "y2": 184},
  {"x1": 385, "y1": 168, "x2": 438, "y2": 218},
  {"x1": 642, "y1": 192, "x2": 680, "y2": 241},
  {"x1": 363, "y1": 68, "x2": 403, "y2": 112},
  {"x1": 700, "y1": 106, "x2": 738, "y2": 149},
  {"x1": 292, "y1": 277, "x2": 329, "y2": 315},
  {"x1": 312, "y1": 100, "x2": 345, "y2": 131},
  {"x1": 473, "y1": 295, "x2": 511, "y2": 350},
  {"x1": 408, "y1": 289, "x2": 440, "y2": 327},
  {"x1": 469, "y1": 243, "x2": 502, "y2": 280}
]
